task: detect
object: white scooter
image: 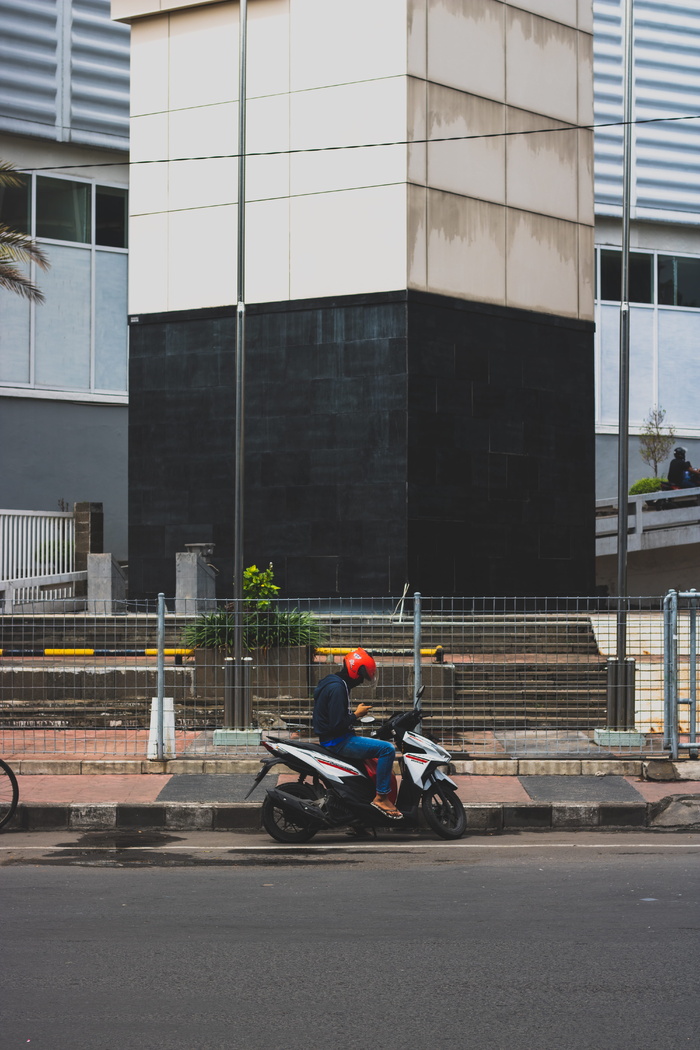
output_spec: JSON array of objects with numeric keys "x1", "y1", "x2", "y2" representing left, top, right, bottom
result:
[{"x1": 247, "y1": 691, "x2": 466, "y2": 842}]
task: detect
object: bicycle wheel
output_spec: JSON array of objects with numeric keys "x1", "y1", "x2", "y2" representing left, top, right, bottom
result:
[{"x1": 0, "y1": 759, "x2": 19, "y2": 831}]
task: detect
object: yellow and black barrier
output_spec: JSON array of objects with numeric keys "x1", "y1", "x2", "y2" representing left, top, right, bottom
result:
[
  {"x1": 0, "y1": 648, "x2": 194, "y2": 664},
  {"x1": 316, "y1": 646, "x2": 444, "y2": 663}
]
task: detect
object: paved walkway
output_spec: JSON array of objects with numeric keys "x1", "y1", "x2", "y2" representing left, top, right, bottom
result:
[{"x1": 14, "y1": 772, "x2": 700, "y2": 806}]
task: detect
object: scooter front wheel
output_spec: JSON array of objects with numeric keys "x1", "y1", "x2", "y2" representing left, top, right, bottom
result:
[
  {"x1": 261, "y1": 782, "x2": 320, "y2": 844},
  {"x1": 421, "y1": 782, "x2": 466, "y2": 839}
]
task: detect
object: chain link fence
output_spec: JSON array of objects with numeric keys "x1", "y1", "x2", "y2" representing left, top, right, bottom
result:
[{"x1": 0, "y1": 594, "x2": 689, "y2": 760}]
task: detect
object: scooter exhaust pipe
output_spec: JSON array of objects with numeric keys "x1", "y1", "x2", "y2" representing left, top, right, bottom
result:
[{"x1": 267, "y1": 787, "x2": 334, "y2": 826}]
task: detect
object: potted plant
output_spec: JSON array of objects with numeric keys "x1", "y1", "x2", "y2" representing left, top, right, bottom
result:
[{"x1": 183, "y1": 564, "x2": 325, "y2": 699}]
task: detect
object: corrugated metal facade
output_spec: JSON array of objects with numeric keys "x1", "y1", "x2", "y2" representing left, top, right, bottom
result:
[
  {"x1": 594, "y1": 0, "x2": 700, "y2": 221},
  {"x1": 0, "y1": 0, "x2": 129, "y2": 148}
]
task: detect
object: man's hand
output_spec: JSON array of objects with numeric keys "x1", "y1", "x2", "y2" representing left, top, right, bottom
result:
[{"x1": 354, "y1": 703, "x2": 373, "y2": 718}]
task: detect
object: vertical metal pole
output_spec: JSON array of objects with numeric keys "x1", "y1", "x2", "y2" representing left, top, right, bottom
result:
[
  {"x1": 690, "y1": 591, "x2": 698, "y2": 755},
  {"x1": 413, "y1": 592, "x2": 422, "y2": 711},
  {"x1": 231, "y1": 0, "x2": 248, "y2": 728},
  {"x1": 156, "y1": 592, "x2": 165, "y2": 761},
  {"x1": 224, "y1": 656, "x2": 234, "y2": 727},
  {"x1": 616, "y1": 0, "x2": 634, "y2": 664},
  {"x1": 663, "y1": 591, "x2": 672, "y2": 752},
  {"x1": 664, "y1": 590, "x2": 678, "y2": 758}
]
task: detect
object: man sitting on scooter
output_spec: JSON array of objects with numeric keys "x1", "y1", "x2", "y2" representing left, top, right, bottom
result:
[{"x1": 312, "y1": 647, "x2": 402, "y2": 820}]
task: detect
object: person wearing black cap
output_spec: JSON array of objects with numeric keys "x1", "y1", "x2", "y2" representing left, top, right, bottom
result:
[{"x1": 668, "y1": 447, "x2": 700, "y2": 489}]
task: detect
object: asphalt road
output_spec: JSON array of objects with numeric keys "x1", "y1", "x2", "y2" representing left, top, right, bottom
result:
[{"x1": 2, "y1": 832, "x2": 699, "y2": 1050}]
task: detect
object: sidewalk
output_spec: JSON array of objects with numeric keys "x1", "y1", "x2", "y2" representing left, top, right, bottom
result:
[{"x1": 7, "y1": 759, "x2": 700, "y2": 833}]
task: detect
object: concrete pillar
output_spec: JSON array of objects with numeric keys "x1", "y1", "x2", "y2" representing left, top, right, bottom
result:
[
  {"x1": 87, "y1": 553, "x2": 127, "y2": 612},
  {"x1": 175, "y1": 552, "x2": 217, "y2": 616},
  {"x1": 74, "y1": 502, "x2": 104, "y2": 597}
]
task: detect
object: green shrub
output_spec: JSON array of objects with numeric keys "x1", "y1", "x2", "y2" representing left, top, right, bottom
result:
[
  {"x1": 182, "y1": 563, "x2": 325, "y2": 653},
  {"x1": 629, "y1": 477, "x2": 664, "y2": 495},
  {"x1": 183, "y1": 607, "x2": 325, "y2": 653}
]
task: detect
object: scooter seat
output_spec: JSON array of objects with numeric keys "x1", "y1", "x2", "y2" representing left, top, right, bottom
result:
[{"x1": 266, "y1": 736, "x2": 329, "y2": 755}]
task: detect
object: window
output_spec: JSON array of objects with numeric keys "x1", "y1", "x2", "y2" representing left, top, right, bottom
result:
[
  {"x1": 658, "y1": 255, "x2": 700, "y2": 309},
  {"x1": 0, "y1": 173, "x2": 128, "y2": 400},
  {"x1": 36, "y1": 176, "x2": 91, "y2": 243},
  {"x1": 0, "y1": 176, "x2": 29, "y2": 234},
  {"x1": 599, "y1": 249, "x2": 653, "y2": 303},
  {"x1": 96, "y1": 186, "x2": 128, "y2": 248}
]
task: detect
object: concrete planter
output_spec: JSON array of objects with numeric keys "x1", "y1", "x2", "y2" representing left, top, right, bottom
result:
[{"x1": 192, "y1": 646, "x2": 312, "y2": 701}]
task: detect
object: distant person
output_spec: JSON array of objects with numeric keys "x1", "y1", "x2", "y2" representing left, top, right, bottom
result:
[{"x1": 668, "y1": 446, "x2": 700, "y2": 488}]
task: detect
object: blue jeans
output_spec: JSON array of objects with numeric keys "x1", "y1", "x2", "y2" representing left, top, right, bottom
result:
[{"x1": 331, "y1": 735, "x2": 396, "y2": 796}]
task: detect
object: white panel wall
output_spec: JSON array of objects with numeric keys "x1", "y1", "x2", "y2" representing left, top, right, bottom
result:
[
  {"x1": 123, "y1": 0, "x2": 594, "y2": 319},
  {"x1": 413, "y1": 0, "x2": 594, "y2": 319},
  {"x1": 126, "y1": 0, "x2": 408, "y2": 313}
]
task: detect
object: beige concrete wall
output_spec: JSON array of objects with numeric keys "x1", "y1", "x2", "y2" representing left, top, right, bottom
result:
[
  {"x1": 117, "y1": 0, "x2": 594, "y2": 318},
  {"x1": 408, "y1": 0, "x2": 594, "y2": 319}
]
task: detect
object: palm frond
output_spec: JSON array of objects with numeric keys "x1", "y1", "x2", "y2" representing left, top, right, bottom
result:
[
  {"x1": 0, "y1": 260, "x2": 46, "y2": 302},
  {"x1": 0, "y1": 225, "x2": 50, "y2": 269},
  {"x1": 0, "y1": 160, "x2": 27, "y2": 189}
]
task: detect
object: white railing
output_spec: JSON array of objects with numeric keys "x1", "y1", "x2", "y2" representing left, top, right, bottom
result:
[
  {"x1": 596, "y1": 487, "x2": 700, "y2": 555},
  {"x1": 0, "y1": 509, "x2": 80, "y2": 610},
  {"x1": 0, "y1": 571, "x2": 88, "y2": 613},
  {"x1": 0, "y1": 509, "x2": 74, "y2": 580}
]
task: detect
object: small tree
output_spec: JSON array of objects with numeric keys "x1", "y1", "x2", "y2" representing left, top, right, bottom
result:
[{"x1": 639, "y1": 407, "x2": 676, "y2": 478}]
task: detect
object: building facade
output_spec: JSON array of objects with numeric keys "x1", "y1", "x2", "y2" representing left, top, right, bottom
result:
[
  {"x1": 116, "y1": 0, "x2": 596, "y2": 599},
  {"x1": 593, "y1": 0, "x2": 700, "y2": 498},
  {"x1": 0, "y1": 0, "x2": 130, "y2": 558}
]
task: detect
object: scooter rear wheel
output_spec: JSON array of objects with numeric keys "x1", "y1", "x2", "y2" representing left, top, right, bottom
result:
[
  {"x1": 421, "y1": 782, "x2": 466, "y2": 839},
  {"x1": 262, "y1": 781, "x2": 321, "y2": 843}
]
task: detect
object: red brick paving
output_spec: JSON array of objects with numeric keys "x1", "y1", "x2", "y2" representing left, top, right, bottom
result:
[
  {"x1": 624, "y1": 777, "x2": 700, "y2": 802},
  {"x1": 452, "y1": 775, "x2": 531, "y2": 803},
  {"x1": 15, "y1": 774, "x2": 169, "y2": 804}
]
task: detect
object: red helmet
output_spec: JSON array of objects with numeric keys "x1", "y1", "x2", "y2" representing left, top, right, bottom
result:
[{"x1": 343, "y1": 647, "x2": 377, "y2": 682}]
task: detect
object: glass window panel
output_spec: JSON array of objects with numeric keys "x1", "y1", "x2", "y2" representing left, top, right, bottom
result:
[
  {"x1": 658, "y1": 255, "x2": 674, "y2": 306},
  {"x1": 36, "y1": 176, "x2": 90, "y2": 243},
  {"x1": 628, "y1": 307, "x2": 655, "y2": 425},
  {"x1": 94, "y1": 251, "x2": 128, "y2": 391},
  {"x1": 630, "y1": 253, "x2": 653, "y2": 304},
  {"x1": 600, "y1": 250, "x2": 620, "y2": 301},
  {"x1": 34, "y1": 244, "x2": 91, "y2": 389},
  {"x1": 658, "y1": 309, "x2": 700, "y2": 430},
  {"x1": 597, "y1": 304, "x2": 654, "y2": 425},
  {"x1": 0, "y1": 279, "x2": 31, "y2": 383},
  {"x1": 675, "y1": 257, "x2": 700, "y2": 309},
  {"x1": 658, "y1": 256, "x2": 700, "y2": 308},
  {"x1": 599, "y1": 249, "x2": 653, "y2": 303},
  {"x1": 0, "y1": 176, "x2": 29, "y2": 234},
  {"x1": 598, "y1": 304, "x2": 620, "y2": 423},
  {"x1": 96, "y1": 186, "x2": 127, "y2": 248}
]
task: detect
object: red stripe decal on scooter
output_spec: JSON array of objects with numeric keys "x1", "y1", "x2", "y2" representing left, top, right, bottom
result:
[
  {"x1": 316, "y1": 758, "x2": 361, "y2": 775},
  {"x1": 406, "y1": 755, "x2": 428, "y2": 764}
]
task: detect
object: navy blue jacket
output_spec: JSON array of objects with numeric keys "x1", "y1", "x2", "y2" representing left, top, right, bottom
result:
[{"x1": 312, "y1": 673, "x2": 357, "y2": 742}]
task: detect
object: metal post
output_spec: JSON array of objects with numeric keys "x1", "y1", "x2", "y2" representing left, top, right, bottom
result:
[
  {"x1": 224, "y1": 656, "x2": 234, "y2": 728},
  {"x1": 231, "y1": 0, "x2": 248, "y2": 728},
  {"x1": 156, "y1": 592, "x2": 165, "y2": 761},
  {"x1": 615, "y1": 0, "x2": 634, "y2": 663},
  {"x1": 689, "y1": 591, "x2": 698, "y2": 758},
  {"x1": 663, "y1": 590, "x2": 678, "y2": 757},
  {"x1": 243, "y1": 656, "x2": 253, "y2": 726},
  {"x1": 413, "y1": 592, "x2": 422, "y2": 712}
]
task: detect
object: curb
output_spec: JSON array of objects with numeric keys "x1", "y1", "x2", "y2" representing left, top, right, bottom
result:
[
  {"x1": 13, "y1": 758, "x2": 654, "y2": 776},
  {"x1": 7, "y1": 795, "x2": 700, "y2": 833}
]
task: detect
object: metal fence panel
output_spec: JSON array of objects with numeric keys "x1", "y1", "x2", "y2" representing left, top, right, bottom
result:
[
  {"x1": 663, "y1": 589, "x2": 700, "y2": 760},
  {"x1": 0, "y1": 595, "x2": 677, "y2": 760}
]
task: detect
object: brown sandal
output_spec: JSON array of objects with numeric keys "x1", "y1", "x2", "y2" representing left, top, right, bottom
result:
[{"x1": 371, "y1": 795, "x2": 403, "y2": 820}]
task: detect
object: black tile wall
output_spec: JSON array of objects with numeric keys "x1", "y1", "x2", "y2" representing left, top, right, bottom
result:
[{"x1": 128, "y1": 290, "x2": 594, "y2": 599}]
